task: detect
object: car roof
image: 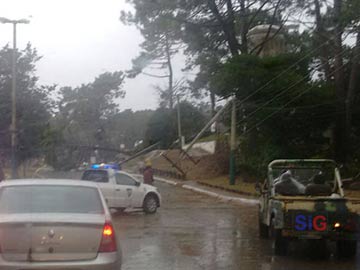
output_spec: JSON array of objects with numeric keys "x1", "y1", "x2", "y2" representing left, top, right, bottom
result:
[
  {"x1": 0, "y1": 179, "x2": 100, "y2": 188},
  {"x1": 84, "y1": 168, "x2": 116, "y2": 172},
  {"x1": 90, "y1": 169, "x2": 135, "y2": 176},
  {"x1": 83, "y1": 168, "x2": 133, "y2": 176}
]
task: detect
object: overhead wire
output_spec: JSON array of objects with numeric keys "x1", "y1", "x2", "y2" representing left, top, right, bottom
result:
[
  {"x1": 178, "y1": 27, "x2": 350, "y2": 144},
  {"x1": 233, "y1": 45, "x2": 349, "y2": 127},
  {"x1": 228, "y1": 26, "x2": 352, "y2": 115},
  {"x1": 231, "y1": 25, "x2": 358, "y2": 128},
  {"x1": 237, "y1": 100, "x2": 338, "y2": 111},
  {"x1": 229, "y1": 29, "x2": 347, "y2": 106},
  {"x1": 240, "y1": 50, "x2": 360, "y2": 135}
]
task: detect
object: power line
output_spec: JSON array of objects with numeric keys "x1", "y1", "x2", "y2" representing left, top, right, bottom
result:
[
  {"x1": 227, "y1": 28, "x2": 352, "y2": 115},
  {"x1": 238, "y1": 100, "x2": 337, "y2": 111},
  {"x1": 241, "y1": 51, "x2": 360, "y2": 135},
  {"x1": 234, "y1": 27, "x2": 359, "y2": 123},
  {"x1": 232, "y1": 30, "x2": 348, "y2": 106},
  {"x1": 233, "y1": 45, "x2": 349, "y2": 127}
]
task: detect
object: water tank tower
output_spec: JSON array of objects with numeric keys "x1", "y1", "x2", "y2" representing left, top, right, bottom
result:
[{"x1": 247, "y1": 24, "x2": 286, "y2": 57}]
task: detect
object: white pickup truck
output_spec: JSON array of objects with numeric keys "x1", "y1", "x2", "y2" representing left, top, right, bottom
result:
[{"x1": 81, "y1": 167, "x2": 161, "y2": 214}]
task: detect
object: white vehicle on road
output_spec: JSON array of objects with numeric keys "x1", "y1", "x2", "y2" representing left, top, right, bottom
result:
[{"x1": 81, "y1": 165, "x2": 161, "y2": 214}]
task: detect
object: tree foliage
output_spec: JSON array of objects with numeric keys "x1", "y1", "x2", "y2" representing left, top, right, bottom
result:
[
  {"x1": 0, "y1": 44, "x2": 54, "y2": 166},
  {"x1": 105, "y1": 109, "x2": 154, "y2": 150},
  {"x1": 47, "y1": 72, "x2": 125, "y2": 169},
  {"x1": 288, "y1": 0, "x2": 360, "y2": 162},
  {"x1": 121, "y1": 1, "x2": 184, "y2": 109},
  {"x1": 124, "y1": 0, "x2": 360, "y2": 174},
  {"x1": 145, "y1": 101, "x2": 208, "y2": 148},
  {"x1": 123, "y1": 0, "x2": 296, "y2": 112}
]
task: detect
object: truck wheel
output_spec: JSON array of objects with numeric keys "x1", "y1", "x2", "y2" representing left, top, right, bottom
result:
[
  {"x1": 143, "y1": 194, "x2": 158, "y2": 214},
  {"x1": 270, "y1": 219, "x2": 288, "y2": 256},
  {"x1": 337, "y1": 240, "x2": 357, "y2": 258},
  {"x1": 259, "y1": 218, "x2": 269, "y2": 238}
]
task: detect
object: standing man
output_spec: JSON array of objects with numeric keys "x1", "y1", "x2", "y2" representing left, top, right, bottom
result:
[{"x1": 143, "y1": 159, "x2": 154, "y2": 185}]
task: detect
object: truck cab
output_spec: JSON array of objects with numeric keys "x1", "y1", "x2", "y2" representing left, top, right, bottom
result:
[{"x1": 258, "y1": 159, "x2": 360, "y2": 256}]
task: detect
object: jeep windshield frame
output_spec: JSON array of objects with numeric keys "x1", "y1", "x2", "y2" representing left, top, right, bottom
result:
[{"x1": 267, "y1": 159, "x2": 343, "y2": 197}]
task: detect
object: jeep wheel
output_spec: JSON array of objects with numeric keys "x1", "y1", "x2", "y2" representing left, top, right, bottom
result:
[
  {"x1": 270, "y1": 219, "x2": 288, "y2": 256},
  {"x1": 337, "y1": 240, "x2": 357, "y2": 258},
  {"x1": 259, "y1": 218, "x2": 269, "y2": 238},
  {"x1": 143, "y1": 194, "x2": 158, "y2": 214}
]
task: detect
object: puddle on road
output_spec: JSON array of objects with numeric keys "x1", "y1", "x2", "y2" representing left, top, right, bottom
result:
[
  {"x1": 116, "y1": 182, "x2": 360, "y2": 270},
  {"x1": 178, "y1": 244, "x2": 201, "y2": 256}
]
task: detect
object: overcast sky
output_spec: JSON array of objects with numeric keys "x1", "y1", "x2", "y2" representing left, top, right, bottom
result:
[{"x1": 0, "y1": 0, "x2": 180, "y2": 111}]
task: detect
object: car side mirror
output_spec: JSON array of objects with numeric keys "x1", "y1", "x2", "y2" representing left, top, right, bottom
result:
[
  {"x1": 135, "y1": 181, "x2": 141, "y2": 187},
  {"x1": 255, "y1": 182, "x2": 262, "y2": 194}
]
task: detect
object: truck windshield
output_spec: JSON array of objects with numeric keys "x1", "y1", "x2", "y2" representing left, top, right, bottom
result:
[
  {"x1": 271, "y1": 164, "x2": 336, "y2": 196},
  {"x1": 272, "y1": 168, "x2": 335, "y2": 184}
]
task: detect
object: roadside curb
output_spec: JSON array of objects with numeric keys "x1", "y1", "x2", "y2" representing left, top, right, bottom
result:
[
  {"x1": 197, "y1": 181, "x2": 256, "y2": 197},
  {"x1": 131, "y1": 173, "x2": 258, "y2": 205},
  {"x1": 132, "y1": 173, "x2": 180, "y2": 186},
  {"x1": 182, "y1": 184, "x2": 258, "y2": 205}
]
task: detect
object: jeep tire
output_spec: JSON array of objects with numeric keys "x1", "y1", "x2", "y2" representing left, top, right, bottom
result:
[
  {"x1": 337, "y1": 240, "x2": 357, "y2": 258},
  {"x1": 259, "y1": 218, "x2": 269, "y2": 238},
  {"x1": 270, "y1": 219, "x2": 288, "y2": 256}
]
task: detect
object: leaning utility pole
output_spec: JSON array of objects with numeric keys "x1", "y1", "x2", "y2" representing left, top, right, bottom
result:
[
  {"x1": 182, "y1": 99, "x2": 232, "y2": 158},
  {"x1": 176, "y1": 95, "x2": 182, "y2": 149},
  {"x1": 229, "y1": 97, "x2": 236, "y2": 185}
]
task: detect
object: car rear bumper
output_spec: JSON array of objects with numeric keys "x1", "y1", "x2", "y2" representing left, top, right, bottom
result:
[{"x1": 0, "y1": 252, "x2": 121, "y2": 270}]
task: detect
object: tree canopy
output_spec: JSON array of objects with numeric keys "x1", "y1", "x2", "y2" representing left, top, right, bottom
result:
[
  {"x1": 45, "y1": 71, "x2": 125, "y2": 169},
  {"x1": 0, "y1": 44, "x2": 54, "y2": 166},
  {"x1": 124, "y1": 0, "x2": 360, "y2": 174}
]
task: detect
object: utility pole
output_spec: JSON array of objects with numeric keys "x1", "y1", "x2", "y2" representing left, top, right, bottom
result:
[
  {"x1": 229, "y1": 97, "x2": 236, "y2": 185},
  {"x1": 11, "y1": 22, "x2": 17, "y2": 179},
  {"x1": 176, "y1": 95, "x2": 182, "y2": 149},
  {"x1": 182, "y1": 99, "x2": 232, "y2": 158},
  {"x1": 0, "y1": 17, "x2": 30, "y2": 178}
]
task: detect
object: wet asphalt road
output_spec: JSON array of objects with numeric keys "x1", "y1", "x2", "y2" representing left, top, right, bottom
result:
[{"x1": 114, "y1": 181, "x2": 360, "y2": 270}]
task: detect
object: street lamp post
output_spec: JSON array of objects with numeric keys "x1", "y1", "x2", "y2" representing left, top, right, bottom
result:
[{"x1": 0, "y1": 17, "x2": 30, "y2": 178}]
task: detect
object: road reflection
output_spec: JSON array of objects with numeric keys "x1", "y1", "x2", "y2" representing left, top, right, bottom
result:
[{"x1": 104, "y1": 181, "x2": 360, "y2": 270}]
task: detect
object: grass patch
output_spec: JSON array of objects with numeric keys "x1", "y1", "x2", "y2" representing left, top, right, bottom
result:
[
  {"x1": 194, "y1": 133, "x2": 228, "y2": 143},
  {"x1": 198, "y1": 176, "x2": 360, "y2": 198},
  {"x1": 197, "y1": 176, "x2": 257, "y2": 195}
]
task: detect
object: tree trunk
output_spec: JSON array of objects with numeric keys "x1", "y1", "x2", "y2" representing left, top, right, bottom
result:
[
  {"x1": 345, "y1": 31, "x2": 360, "y2": 157},
  {"x1": 239, "y1": 0, "x2": 248, "y2": 54},
  {"x1": 314, "y1": 0, "x2": 331, "y2": 81},
  {"x1": 165, "y1": 33, "x2": 174, "y2": 109},
  {"x1": 256, "y1": 0, "x2": 282, "y2": 56},
  {"x1": 210, "y1": 90, "x2": 216, "y2": 116},
  {"x1": 207, "y1": 0, "x2": 240, "y2": 56},
  {"x1": 333, "y1": 0, "x2": 347, "y2": 162}
]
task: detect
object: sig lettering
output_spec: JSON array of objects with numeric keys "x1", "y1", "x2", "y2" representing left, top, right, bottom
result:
[{"x1": 295, "y1": 214, "x2": 327, "y2": 231}]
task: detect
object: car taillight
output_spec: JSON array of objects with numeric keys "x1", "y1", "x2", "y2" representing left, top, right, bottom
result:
[{"x1": 98, "y1": 222, "x2": 117, "y2": 252}]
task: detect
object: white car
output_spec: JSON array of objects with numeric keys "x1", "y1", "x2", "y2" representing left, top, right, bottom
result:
[
  {"x1": 0, "y1": 179, "x2": 122, "y2": 270},
  {"x1": 81, "y1": 167, "x2": 161, "y2": 214}
]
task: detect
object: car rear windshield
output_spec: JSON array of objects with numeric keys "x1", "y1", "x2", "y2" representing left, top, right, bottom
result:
[
  {"x1": 0, "y1": 185, "x2": 104, "y2": 214},
  {"x1": 81, "y1": 170, "x2": 109, "y2": 183}
]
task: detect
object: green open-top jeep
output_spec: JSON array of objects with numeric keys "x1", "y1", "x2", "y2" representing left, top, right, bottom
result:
[{"x1": 257, "y1": 159, "x2": 360, "y2": 256}]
